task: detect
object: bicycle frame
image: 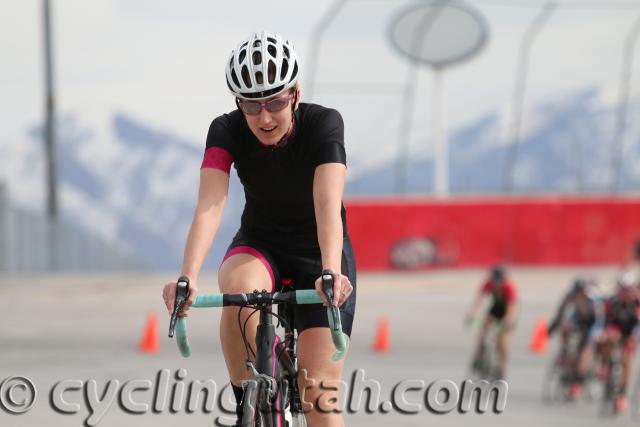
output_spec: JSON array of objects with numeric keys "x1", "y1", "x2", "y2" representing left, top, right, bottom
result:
[
  {"x1": 470, "y1": 317, "x2": 504, "y2": 380},
  {"x1": 244, "y1": 295, "x2": 288, "y2": 426}
]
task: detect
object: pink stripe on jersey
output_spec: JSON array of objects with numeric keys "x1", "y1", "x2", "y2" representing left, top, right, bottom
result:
[
  {"x1": 222, "y1": 246, "x2": 276, "y2": 291},
  {"x1": 201, "y1": 147, "x2": 233, "y2": 173}
]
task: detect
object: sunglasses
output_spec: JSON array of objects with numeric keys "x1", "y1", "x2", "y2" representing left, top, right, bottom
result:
[{"x1": 238, "y1": 93, "x2": 294, "y2": 116}]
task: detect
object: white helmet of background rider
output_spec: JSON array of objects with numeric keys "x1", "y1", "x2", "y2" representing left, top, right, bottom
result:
[
  {"x1": 225, "y1": 31, "x2": 299, "y2": 100},
  {"x1": 618, "y1": 270, "x2": 639, "y2": 288}
]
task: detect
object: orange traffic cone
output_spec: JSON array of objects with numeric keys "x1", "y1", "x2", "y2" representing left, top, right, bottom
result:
[
  {"x1": 140, "y1": 312, "x2": 159, "y2": 354},
  {"x1": 373, "y1": 317, "x2": 390, "y2": 353},
  {"x1": 529, "y1": 317, "x2": 548, "y2": 354}
]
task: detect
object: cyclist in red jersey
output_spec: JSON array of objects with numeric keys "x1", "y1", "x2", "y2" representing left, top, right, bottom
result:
[
  {"x1": 465, "y1": 265, "x2": 518, "y2": 379},
  {"x1": 161, "y1": 31, "x2": 356, "y2": 426}
]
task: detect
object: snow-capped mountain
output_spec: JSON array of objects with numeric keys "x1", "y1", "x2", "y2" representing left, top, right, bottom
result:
[
  {"x1": 346, "y1": 88, "x2": 640, "y2": 194},
  {"x1": 3, "y1": 88, "x2": 638, "y2": 270},
  {"x1": 11, "y1": 113, "x2": 245, "y2": 270}
]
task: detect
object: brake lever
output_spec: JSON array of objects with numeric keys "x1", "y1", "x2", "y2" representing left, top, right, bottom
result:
[
  {"x1": 168, "y1": 276, "x2": 190, "y2": 338},
  {"x1": 321, "y1": 269, "x2": 335, "y2": 303},
  {"x1": 321, "y1": 269, "x2": 342, "y2": 333}
]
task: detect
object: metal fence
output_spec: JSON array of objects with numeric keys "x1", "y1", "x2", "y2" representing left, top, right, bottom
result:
[{"x1": 0, "y1": 183, "x2": 147, "y2": 273}]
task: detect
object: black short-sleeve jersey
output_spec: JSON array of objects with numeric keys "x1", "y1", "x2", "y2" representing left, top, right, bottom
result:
[{"x1": 203, "y1": 102, "x2": 348, "y2": 250}]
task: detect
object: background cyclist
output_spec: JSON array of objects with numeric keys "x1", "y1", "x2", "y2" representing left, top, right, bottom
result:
[
  {"x1": 598, "y1": 272, "x2": 640, "y2": 412},
  {"x1": 161, "y1": 31, "x2": 356, "y2": 426},
  {"x1": 620, "y1": 239, "x2": 640, "y2": 288},
  {"x1": 466, "y1": 265, "x2": 518, "y2": 379},
  {"x1": 547, "y1": 277, "x2": 604, "y2": 398}
]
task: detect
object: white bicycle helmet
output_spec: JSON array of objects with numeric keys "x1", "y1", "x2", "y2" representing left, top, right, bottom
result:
[
  {"x1": 225, "y1": 31, "x2": 299, "y2": 100},
  {"x1": 618, "y1": 270, "x2": 639, "y2": 287}
]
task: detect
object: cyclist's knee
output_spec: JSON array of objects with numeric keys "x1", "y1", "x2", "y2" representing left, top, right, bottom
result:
[
  {"x1": 218, "y1": 255, "x2": 272, "y2": 293},
  {"x1": 480, "y1": 316, "x2": 494, "y2": 332},
  {"x1": 303, "y1": 407, "x2": 343, "y2": 426},
  {"x1": 297, "y1": 328, "x2": 345, "y2": 379}
]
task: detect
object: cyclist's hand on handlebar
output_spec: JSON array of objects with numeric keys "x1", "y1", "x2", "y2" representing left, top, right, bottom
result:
[
  {"x1": 315, "y1": 273, "x2": 352, "y2": 308},
  {"x1": 464, "y1": 314, "x2": 474, "y2": 328},
  {"x1": 162, "y1": 280, "x2": 198, "y2": 317}
]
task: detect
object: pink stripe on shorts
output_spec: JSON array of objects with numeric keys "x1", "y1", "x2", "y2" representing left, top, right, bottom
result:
[{"x1": 222, "y1": 245, "x2": 276, "y2": 291}]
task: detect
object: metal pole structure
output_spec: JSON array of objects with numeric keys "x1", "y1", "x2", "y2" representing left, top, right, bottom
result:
[
  {"x1": 503, "y1": 2, "x2": 556, "y2": 193},
  {"x1": 393, "y1": 1, "x2": 447, "y2": 194},
  {"x1": 305, "y1": 0, "x2": 349, "y2": 101},
  {"x1": 432, "y1": 66, "x2": 448, "y2": 196},
  {"x1": 0, "y1": 182, "x2": 7, "y2": 272},
  {"x1": 610, "y1": 15, "x2": 640, "y2": 193},
  {"x1": 573, "y1": 131, "x2": 585, "y2": 193},
  {"x1": 394, "y1": 64, "x2": 419, "y2": 194},
  {"x1": 43, "y1": 0, "x2": 60, "y2": 270}
]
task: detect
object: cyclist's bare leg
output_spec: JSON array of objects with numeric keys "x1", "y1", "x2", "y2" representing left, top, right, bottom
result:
[
  {"x1": 297, "y1": 327, "x2": 347, "y2": 427},
  {"x1": 621, "y1": 338, "x2": 636, "y2": 394},
  {"x1": 559, "y1": 324, "x2": 570, "y2": 352},
  {"x1": 577, "y1": 346, "x2": 593, "y2": 381},
  {"x1": 599, "y1": 336, "x2": 613, "y2": 360},
  {"x1": 218, "y1": 254, "x2": 273, "y2": 386},
  {"x1": 496, "y1": 326, "x2": 511, "y2": 375}
]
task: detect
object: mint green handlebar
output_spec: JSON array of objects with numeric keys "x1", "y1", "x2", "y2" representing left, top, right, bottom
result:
[{"x1": 174, "y1": 290, "x2": 348, "y2": 361}]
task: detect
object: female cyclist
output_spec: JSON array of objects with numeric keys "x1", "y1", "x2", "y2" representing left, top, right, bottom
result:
[{"x1": 161, "y1": 31, "x2": 356, "y2": 426}]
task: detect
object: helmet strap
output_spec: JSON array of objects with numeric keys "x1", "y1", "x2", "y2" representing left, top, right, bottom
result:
[{"x1": 292, "y1": 87, "x2": 299, "y2": 113}]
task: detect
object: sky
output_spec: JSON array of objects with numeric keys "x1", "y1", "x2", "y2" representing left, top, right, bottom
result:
[{"x1": 1, "y1": 0, "x2": 639, "y2": 182}]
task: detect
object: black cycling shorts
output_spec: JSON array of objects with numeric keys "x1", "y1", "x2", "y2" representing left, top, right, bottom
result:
[
  {"x1": 221, "y1": 229, "x2": 356, "y2": 336},
  {"x1": 489, "y1": 302, "x2": 507, "y2": 320}
]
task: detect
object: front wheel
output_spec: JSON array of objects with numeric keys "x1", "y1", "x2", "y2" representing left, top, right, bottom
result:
[
  {"x1": 242, "y1": 379, "x2": 291, "y2": 427},
  {"x1": 599, "y1": 359, "x2": 623, "y2": 417},
  {"x1": 290, "y1": 412, "x2": 307, "y2": 426},
  {"x1": 541, "y1": 363, "x2": 566, "y2": 404},
  {"x1": 241, "y1": 381, "x2": 267, "y2": 427}
]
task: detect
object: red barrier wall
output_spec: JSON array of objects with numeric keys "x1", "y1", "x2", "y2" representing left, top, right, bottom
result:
[{"x1": 345, "y1": 197, "x2": 640, "y2": 270}]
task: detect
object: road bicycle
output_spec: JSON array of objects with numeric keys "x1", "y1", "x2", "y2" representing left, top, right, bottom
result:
[
  {"x1": 168, "y1": 269, "x2": 348, "y2": 426},
  {"x1": 468, "y1": 318, "x2": 503, "y2": 381},
  {"x1": 598, "y1": 338, "x2": 624, "y2": 417},
  {"x1": 542, "y1": 328, "x2": 598, "y2": 404}
]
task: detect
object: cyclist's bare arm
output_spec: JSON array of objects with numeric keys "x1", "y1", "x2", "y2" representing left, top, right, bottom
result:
[
  {"x1": 504, "y1": 303, "x2": 518, "y2": 329},
  {"x1": 163, "y1": 169, "x2": 229, "y2": 315},
  {"x1": 466, "y1": 291, "x2": 484, "y2": 321},
  {"x1": 313, "y1": 163, "x2": 351, "y2": 307},
  {"x1": 548, "y1": 292, "x2": 571, "y2": 334}
]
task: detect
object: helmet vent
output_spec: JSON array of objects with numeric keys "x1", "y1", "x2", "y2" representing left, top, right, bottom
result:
[
  {"x1": 268, "y1": 60, "x2": 276, "y2": 84},
  {"x1": 231, "y1": 69, "x2": 240, "y2": 88},
  {"x1": 252, "y1": 51, "x2": 262, "y2": 66},
  {"x1": 241, "y1": 65, "x2": 251, "y2": 87},
  {"x1": 280, "y1": 59, "x2": 289, "y2": 80}
]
